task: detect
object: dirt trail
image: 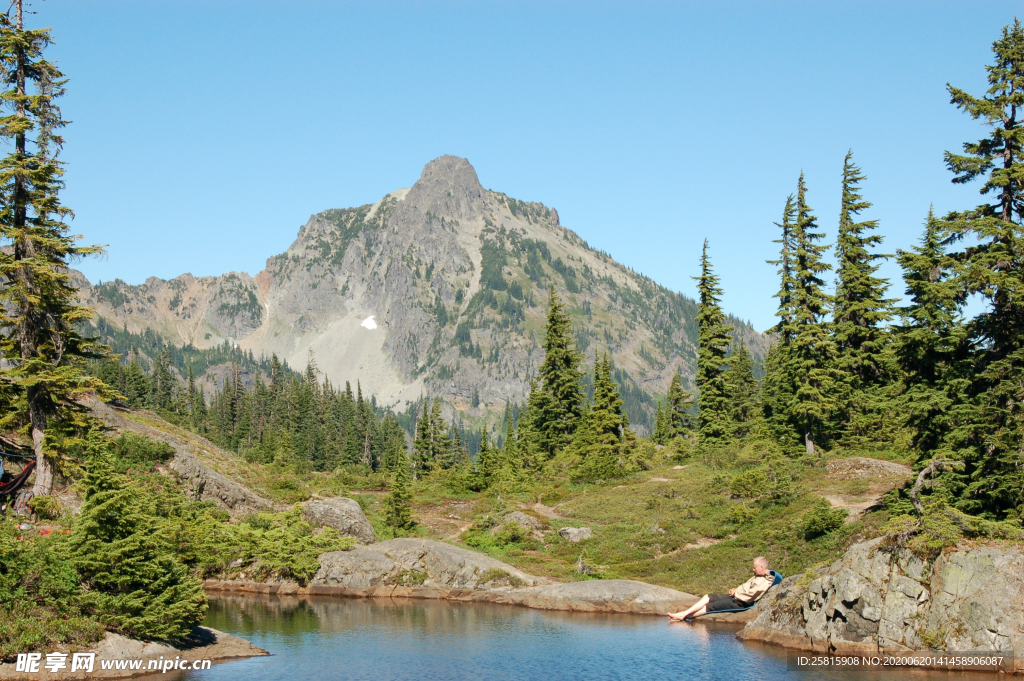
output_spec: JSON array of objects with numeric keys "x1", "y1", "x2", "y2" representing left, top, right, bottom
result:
[
  {"x1": 818, "y1": 456, "x2": 913, "y2": 522},
  {"x1": 520, "y1": 495, "x2": 566, "y2": 520}
]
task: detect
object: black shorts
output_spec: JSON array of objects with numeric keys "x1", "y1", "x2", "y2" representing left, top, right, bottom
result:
[{"x1": 706, "y1": 594, "x2": 751, "y2": 613}]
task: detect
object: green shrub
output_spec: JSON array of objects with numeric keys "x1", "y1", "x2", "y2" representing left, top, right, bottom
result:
[
  {"x1": 477, "y1": 568, "x2": 525, "y2": 587},
  {"x1": 803, "y1": 499, "x2": 848, "y2": 540},
  {"x1": 0, "y1": 521, "x2": 104, "y2": 661},
  {"x1": 27, "y1": 495, "x2": 63, "y2": 520},
  {"x1": 729, "y1": 504, "x2": 758, "y2": 524},
  {"x1": 219, "y1": 507, "x2": 355, "y2": 585},
  {"x1": 71, "y1": 437, "x2": 208, "y2": 640},
  {"x1": 108, "y1": 432, "x2": 174, "y2": 473}
]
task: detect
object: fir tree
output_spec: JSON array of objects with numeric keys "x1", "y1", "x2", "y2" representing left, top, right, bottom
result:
[
  {"x1": 895, "y1": 208, "x2": 969, "y2": 459},
  {"x1": 533, "y1": 287, "x2": 585, "y2": 458},
  {"x1": 70, "y1": 436, "x2": 207, "y2": 639},
  {"x1": 0, "y1": 3, "x2": 107, "y2": 494},
  {"x1": 653, "y1": 370, "x2": 694, "y2": 444},
  {"x1": 767, "y1": 195, "x2": 798, "y2": 343},
  {"x1": 573, "y1": 354, "x2": 626, "y2": 481},
  {"x1": 833, "y1": 151, "x2": 893, "y2": 384},
  {"x1": 940, "y1": 20, "x2": 1024, "y2": 517},
  {"x1": 694, "y1": 240, "x2": 734, "y2": 446},
  {"x1": 724, "y1": 340, "x2": 759, "y2": 439},
  {"x1": 787, "y1": 173, "x2": 837, "y2": 453},
  {"x1": 383, "y1": 456, "x2": 414, "y2": 533}
]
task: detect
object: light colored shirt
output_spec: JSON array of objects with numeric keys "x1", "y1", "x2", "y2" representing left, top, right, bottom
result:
[{"x1": 734, "y1": 573, "x2": 773, "y2": 603}]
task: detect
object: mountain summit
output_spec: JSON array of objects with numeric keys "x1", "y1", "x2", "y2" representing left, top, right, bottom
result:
[{"x1": 79, "y1": 156, "x2": 764, "y2": 429}]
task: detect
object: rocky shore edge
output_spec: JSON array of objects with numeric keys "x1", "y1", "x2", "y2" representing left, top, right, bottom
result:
[
  {"x1": 735, "y1": 538, "x2": 1024, "y2": 674},
  {"x1": 0, "y1": 627, "x2": 268, "y2": 680},
  {"x1": 202, "y1": 537, "x2": 771, "y2": 621}
]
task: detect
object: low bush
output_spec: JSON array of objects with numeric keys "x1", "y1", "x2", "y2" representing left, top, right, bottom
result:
[
  {"x1": 27, "y1": 495, "x2": 63, "y2": 520},
  {"x1": 803, "y1": 499, "x2": 848, "y2": 540}
]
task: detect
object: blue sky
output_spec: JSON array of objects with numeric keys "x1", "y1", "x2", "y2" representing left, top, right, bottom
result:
[{"x1": 46, "y1": 0, "x2": 1018, "y2": 332}]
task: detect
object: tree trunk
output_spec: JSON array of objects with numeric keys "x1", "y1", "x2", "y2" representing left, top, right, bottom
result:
[
  {"x1": 804, "y1": 430, "x2": 815, "y2": 455},
  {"x1": 29, "y1": 394, "x2": 52, "y2": 495}
]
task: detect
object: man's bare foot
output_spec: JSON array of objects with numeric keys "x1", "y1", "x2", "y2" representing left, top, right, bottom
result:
[{"x1": 667, "y1": 612, "x2": 688, "y2": 621}]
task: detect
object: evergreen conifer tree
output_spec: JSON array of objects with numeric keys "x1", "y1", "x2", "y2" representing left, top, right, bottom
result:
[
  {"x1": 895, "y1": 208, "x2": 969, "y2": 459},
  {"x1": 940, "y1": 20, "x2": 1024, "y2": 516},
  {"x1": 694, "y1": 241, "x2": 734, "y2": 446},
  {"x1": 0, "y1": 3, "x2": 107, "y2": 494},
  {"x1": 833, "y1": 152, "x2": 893, "y2": 384},
  {"x1": 533, "y1": 287, "x2": 585, "y2": 458},
  {"x1": 383, "y1": 456, "x2": 414, "y2": 533},
  {"x1": 787, "y1": 174, "x2": 837, "y2": 453},
  {"x1": 70, "y1": 436, "x2": 207, "y2": 638},
  {"x1": 573, "y1": 354, "x2": 626, "y2": 481},
  {"x1": 724, "y1": 340, "x2": 759, "y2": 439}
]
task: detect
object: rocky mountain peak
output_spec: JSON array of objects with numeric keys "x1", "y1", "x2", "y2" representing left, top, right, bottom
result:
[{"x1": 400, "y1": 156, "x2": 486, "y2": 224}]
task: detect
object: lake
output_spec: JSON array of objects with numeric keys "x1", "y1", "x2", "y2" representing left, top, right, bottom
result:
[{"x1": 145, "y1": 595, "x2": 997, "y2": 681}]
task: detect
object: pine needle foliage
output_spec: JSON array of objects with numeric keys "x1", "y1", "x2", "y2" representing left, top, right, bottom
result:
[
  {"x1": 694, "y1": 240, "x2": 734, "y2": 447},
  {"x1": 572, "y1": 354, "x2": 627, "y2": 482},
  {"x1": 70, "y1": 436, "x2": 207, "y2": 640},
  {"x1": 384, "y1": 458, "x2": 415, "y2": 533},
  {"x1": 786, "y1": 174, "x2": 837, "y2": 453},
  {"x1": 533, "y1": 287, "x2": 585, "y2": 458},
  {"x1": 833, "y1": 152, "x2": 893, "y2": 388},
  {"x1": 939, "y1": 20, "x2": 1024, "y2": 518},
  {"x1": 0, "y1": 2, "x2": 108, "y2": 494}
]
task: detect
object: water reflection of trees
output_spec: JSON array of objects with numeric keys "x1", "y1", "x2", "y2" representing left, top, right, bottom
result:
[{"x1": 206, "y1": 594, "x2": 653, "y2": 640}]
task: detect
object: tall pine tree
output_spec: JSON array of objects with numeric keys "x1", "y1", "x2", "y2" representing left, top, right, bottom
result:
[
  {"x1": 895, "y1": 208, "x2": 969, "y2": 460},
  {"x1": 694, "y1": 240, "x2": 733, "y2": 446},
  {"x1": 533, "y1": 287, "x2": 585, "y2": 458},
  {"x1": 787, "y1": 173, "x2": 836, "y2": 453},
  {"x1": 0, "y1": 2, "x2": 106, "y2": 494},
  {"x1": 941, "y1": 20, "x2": 1024, "y2": 517}
]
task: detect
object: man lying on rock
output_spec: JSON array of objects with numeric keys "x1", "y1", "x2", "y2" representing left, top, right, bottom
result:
[{"x1": 667, "y1": 556, "x2": 772, "y2": 621}]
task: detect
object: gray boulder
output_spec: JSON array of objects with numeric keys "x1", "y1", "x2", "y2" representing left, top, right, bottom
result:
[
  {"x1": 558, "y1": 526, "x2": 594, "y2": 543},
  {"x1": 313, "y1": 538, "x2": 546, "y2": 590},
  {"x1": 302, "y1": 498, "x2": 377, "y2": 544},
  {"x1": 739, "y1": 538, "x2": 1024, "y2": 671}
]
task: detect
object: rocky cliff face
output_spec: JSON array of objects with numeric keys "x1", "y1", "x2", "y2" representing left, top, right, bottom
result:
[
  {"x1": 738, "y1": 538, "x2": 1024, "y2": 671},
  {"x1": 77, "y1": 156, "x2": 765, "y2": 428}
]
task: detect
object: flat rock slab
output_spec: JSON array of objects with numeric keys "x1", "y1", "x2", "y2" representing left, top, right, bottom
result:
[
  {"x1": 827, "y1": 457, "x2": 911, "y2": 479},
  {"x1": 208, "y1": 538, "x2": 700, "y2": 616},
  {"x1": 302, "y1": 497, "x2": 377, "y2": 544},
  {"x1": 0, "y1": 627, "x2": 267, "y2": 680},
  {"x1": 508, "y1": 579, "x2": 698, "y2": 615},
  {"x1": 314, "y1": 538, "x2": 549, "y2": 590}
]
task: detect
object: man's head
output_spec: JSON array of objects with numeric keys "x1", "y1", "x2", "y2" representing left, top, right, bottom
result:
[{"x1": 753, "y1": 556, "x2": 769, "y2": 576}]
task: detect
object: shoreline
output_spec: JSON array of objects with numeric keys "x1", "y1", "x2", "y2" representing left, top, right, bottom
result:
[{"x1": 0, "y1": 627, "x2": 267, "y2": 680}]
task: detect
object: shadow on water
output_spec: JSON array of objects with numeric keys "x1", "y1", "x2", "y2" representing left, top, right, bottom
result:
[{"x1": 135, "y1": 595, "x2": 1001, "y2": 681}]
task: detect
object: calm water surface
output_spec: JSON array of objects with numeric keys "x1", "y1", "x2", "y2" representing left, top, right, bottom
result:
[{"x1": 147, "y1": 595, "x2": 994, "y2": 681}]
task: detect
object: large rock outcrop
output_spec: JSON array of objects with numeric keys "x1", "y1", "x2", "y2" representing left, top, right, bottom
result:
[
  {"x1": 301, "y1": 497, "x2": 377, "y2": 544},
  {"x1": 737, "y1": 538, "x2": 1024, "y2": 672},
  {"x1": 313, "y1": 538, "x2": 546, "y2": 590},
  {"x1": 206, "y1": 537, "x2": 699, "y2": 615},
  {"x1": 85, "y1": 396, "x2": 277, "y2": 518}
]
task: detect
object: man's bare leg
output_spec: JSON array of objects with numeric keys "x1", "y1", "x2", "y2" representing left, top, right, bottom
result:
[{"x1": 668, "y1": 595, "x2": 708, "y2": 621}]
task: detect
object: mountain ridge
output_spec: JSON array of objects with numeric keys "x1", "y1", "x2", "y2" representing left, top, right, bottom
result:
[{"x1": 76, "y1": 156, "x2": 766, "y2": 430}]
